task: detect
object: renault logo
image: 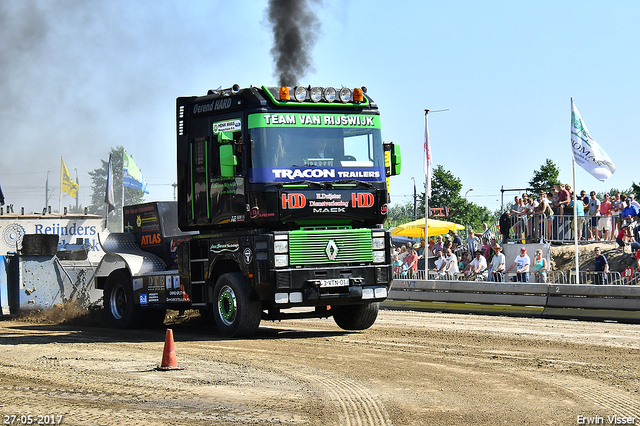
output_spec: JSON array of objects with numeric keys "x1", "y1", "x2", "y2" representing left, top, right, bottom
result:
[{"x1": 326, "y1": 240, "x2": 339, "y2": 261}]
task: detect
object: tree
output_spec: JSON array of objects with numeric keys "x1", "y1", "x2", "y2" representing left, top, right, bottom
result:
[
  {"x1": 88, "y1": 146, "x2": 146, "y2": 231},
  {"x1": 529, "y1": 159, "x2": 560, "y2": 195},
  {"x1": 416, "y1": 164, "x2": 492, "y2": 233}
]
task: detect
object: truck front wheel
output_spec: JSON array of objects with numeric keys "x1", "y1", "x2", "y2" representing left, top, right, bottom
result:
[
  {"x1": 332, "y1": 302, "x2": 380, "y2": 331},
  {"x1": 104, "y1": 270, "x2": 138, "y2": 329},
  {"x1": 213, "y1": 273, "x2": 262, "y2": 338}
]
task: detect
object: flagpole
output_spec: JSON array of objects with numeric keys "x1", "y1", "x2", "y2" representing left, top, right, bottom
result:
[
  {"x1": 59, "y1": 156, "x2": 63, "y2": 214},
  {"x1": 424, "y1": 109, "x2": 430, "y2": 279},
  {"x1": 572, "y1": 156, "x2": 580, "y2": 284}
]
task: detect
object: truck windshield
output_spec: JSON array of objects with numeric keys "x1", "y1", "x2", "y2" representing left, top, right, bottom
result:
[{"x1": 248, "y1": 113, "x2": 385, "y2": 183}]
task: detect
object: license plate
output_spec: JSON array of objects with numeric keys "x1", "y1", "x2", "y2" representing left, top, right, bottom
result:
[{"x1": 319, "y1": 278, "x2": 349, "y2": 288}]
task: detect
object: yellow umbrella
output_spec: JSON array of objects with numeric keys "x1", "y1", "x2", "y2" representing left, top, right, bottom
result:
[{"x1": 391, "y1": 217, "x2": 465, "y2": 238}]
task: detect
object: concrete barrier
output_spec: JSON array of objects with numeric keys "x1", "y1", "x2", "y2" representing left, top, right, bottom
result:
[{"x1": 383, "y1": 277, "x2": 640, "y2": 323}]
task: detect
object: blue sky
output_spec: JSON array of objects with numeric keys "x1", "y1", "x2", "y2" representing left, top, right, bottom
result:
[{"x1": 1, "y1": 0, "x2": 638, "y2": 214}]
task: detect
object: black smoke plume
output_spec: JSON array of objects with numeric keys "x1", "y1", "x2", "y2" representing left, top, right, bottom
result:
[{"x1": 267, "y1": 0, "x2": 321, "y2": 87}]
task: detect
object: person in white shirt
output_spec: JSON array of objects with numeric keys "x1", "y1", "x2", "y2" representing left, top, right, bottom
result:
[
  {"x1": 489, "y1": 245, "x2": 506, "y2": 282},
  {"x1": 468, "y1": 250, "x2": 488, "y2": 281},
  {"x1": 443, "y1": 248, "x2": 459, "y2": 278},
  {"x1": 506, "y1": 246, "x2": 531, "y2": 282}
]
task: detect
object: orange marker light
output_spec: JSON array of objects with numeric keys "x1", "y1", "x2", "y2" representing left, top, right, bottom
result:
[
  {"x1": 353, "y1": 88, "x2": 363, "y2": 102},
  {"x1": 280, "y1": 86, "x2": 290, "y2": 100}
]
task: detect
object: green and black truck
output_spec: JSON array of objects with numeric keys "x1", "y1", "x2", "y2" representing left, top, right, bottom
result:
[{"x1": 94, "y1": 84, "x2": 401, "y2": 337}]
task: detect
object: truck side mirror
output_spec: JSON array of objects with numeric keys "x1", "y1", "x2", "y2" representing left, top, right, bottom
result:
[
  {"x1": 384, "y1": 142, "x2": 401, "y2": 176},
  {"x1": 218, "y1": 132, "x2": 237, "y2": 177}
]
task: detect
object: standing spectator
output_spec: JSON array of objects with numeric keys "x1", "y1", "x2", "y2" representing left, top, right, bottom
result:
[
  {"x1": 570, "y1": 196, "x2": 586, "y2": 240},
  {"x1": 599, "y1": 193, "x2": 612, "y2": 241},
  {"x1": 398, "y1": 245, "x2": 408, "y2": 263},
  {"x1": 481, "y1": 237, "x2": 492, "y2": 259},
  {"x1": 506, "y1": 247, "x2": 531, "y2": 282},
  {"x1": 392, "y1": 254, "x2": 403, "y2": 276},
  {"x1": 588, "y1": 191, "x2": 601, "y2": 241},
  {"x1": 593, "y1": 247, "x2": 609, "y2": 285},
  {"x1": 443, "y1": 235, "x2": 453, "y2": 252},
  {"x1": 481, "y1": 222, "x2": 495, "y2": 241},
  {"x1": 611, "y1": 192, "x2": 623, "y2": 241},
  {"x1": 466, "y1": 229, "x2": 480, "y2": 254},
  {"x1": 403, "y1": 247, "x2": 419, "y2": 278},
  {"x1": 451, "y1": 232, "x2": 462, "y2": 251},
  {"x1": 443, "y1": 248, "x2": 459, "y2": 278},
  {"x1": 416, "y1": 241, "x2": 426, "y2": 272},
  {"x1": 621, "y1": 197, "x2": 639, "y2": 226},
  {"x1": 433, "y1": 235, "x2": 444, "y2": 255},
  {"x1": 533, "y1": 249, "x2": 548, "y2": 283},
  {"x1": 489, "y1": 245, "x2": 506, "y2": 282}
]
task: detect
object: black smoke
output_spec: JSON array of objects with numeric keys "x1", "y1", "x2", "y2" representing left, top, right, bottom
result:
[{"x1": 267, "y1": 0, "x2": 321, "y2": 87}]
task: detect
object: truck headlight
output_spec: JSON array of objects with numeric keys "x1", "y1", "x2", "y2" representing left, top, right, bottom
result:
[
  {"x1": 372, "y1": 251, "x2": 385, "y2": 264},
  {"x1": 372, "y1": 237, "x2": 385, "y2": 250},
  {"x1": 274, "y1": 254, "x2": 289, "y2": 268},
  {"x1": 274, "y1": 240, "x2": 289, "y2": 254}
]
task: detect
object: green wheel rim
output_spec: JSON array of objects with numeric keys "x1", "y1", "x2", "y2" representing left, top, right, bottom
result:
[{"x1": 218, "y1": 285, "x2": 237, "y2": 326}]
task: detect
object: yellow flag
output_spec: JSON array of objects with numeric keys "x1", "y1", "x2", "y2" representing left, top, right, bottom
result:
[{"x1": 61, "y1": 158, "x2": 79, "y2": 198}]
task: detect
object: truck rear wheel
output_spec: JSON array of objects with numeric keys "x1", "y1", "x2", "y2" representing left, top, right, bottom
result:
[
  {"x1": 213, "y1": 273, "x2": 262, "y2": 338},
  {"x1": 332, "y1": 302, "x2": 380, "y2": 331},
  {"x1": 104, "y1": 270, "x2": 139, "y2": 329}
]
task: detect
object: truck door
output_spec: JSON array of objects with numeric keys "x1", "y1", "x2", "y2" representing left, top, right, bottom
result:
[{"x1": 188, "y1": 117, "x2": 246, "y2": 227}]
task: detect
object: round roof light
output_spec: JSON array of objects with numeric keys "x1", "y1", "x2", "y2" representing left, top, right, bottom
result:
[
  {"x1": 324, "y1": 87, "x2": 336, "y2": 103},
  {"x1": 293, "y1": 86, "x2": 307, "y2": 102},
  {"x1": 310, "y1": 87, "x2": 323, "y2": 102},
  {"x1": 338, "y1": 87, "x2": 352, "y2": 103}
]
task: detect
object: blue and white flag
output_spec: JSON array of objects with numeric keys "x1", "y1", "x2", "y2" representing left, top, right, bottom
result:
[
  {"x1": 571, "y1": 99, "x2": 616, "y2": 182},
  {"x1": 123, "y1": 151, "x2": 149, "y2": 193}
]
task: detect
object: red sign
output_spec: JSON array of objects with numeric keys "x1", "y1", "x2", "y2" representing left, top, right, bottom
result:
[
  {"x1": 351, "y1": 193, "x2": 374, "y2": 208},
  {"x1": 281, "y1": 194, "x2": 306, "y2": 209}
]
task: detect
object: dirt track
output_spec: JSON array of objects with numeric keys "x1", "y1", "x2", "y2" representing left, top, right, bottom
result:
[{"x1": 0, "y1": 309, "x2": 639, "y2": 426}]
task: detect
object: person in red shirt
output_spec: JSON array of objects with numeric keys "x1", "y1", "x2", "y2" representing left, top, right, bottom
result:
[
  {"x1": 599, "y1": 193, "x2": 612, "y2": 241},
  {"x1": 403, "y1": 247, "x2": 419, "y2": 278}
]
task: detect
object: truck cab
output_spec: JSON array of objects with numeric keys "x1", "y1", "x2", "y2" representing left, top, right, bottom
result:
[{"x1": 97, "y1": 85, "x2": 401, "y2": 337}]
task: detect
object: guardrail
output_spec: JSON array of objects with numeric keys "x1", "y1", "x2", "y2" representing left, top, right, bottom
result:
[{"x1": 383, "y1": 276, "x2": 640, "y2": 323}]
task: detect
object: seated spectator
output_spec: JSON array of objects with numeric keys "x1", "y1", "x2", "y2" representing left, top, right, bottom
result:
[
  {"x1": 469, "y1": 250, "x2": 488, "y2": 280},
  {"x1": 616, "y1": 225, "x2": 631, "y2": 253},
  {"x1": 443, "y1": 248, "x2": 459, "y2": 278},
  {"x1": 489, "y1": 245, "x2": 506, "y2": 282},
  {"x1": 432, "y1": 250, "x2": 446, "y2": 277}
]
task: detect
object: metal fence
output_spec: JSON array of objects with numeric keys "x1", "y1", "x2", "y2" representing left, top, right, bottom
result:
[
  {"x1": 393, "y1": 269, "x2": 635, "y2": 285},
  {"x1": 502, "y1": 213, "x2": 635, "y2": 245}
]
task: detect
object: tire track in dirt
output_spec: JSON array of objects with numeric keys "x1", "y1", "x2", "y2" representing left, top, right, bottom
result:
[
  {"x1": 540, "y1": 375, "x2": 640, "y2": 419},
  {"x1": 307, "y1": 373, "x2": 392, "y2": 426}
]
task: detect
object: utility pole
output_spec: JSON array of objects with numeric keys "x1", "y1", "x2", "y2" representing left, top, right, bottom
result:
[{"x1": 411, "y1": 177, "x2": 417, "y2": 220}]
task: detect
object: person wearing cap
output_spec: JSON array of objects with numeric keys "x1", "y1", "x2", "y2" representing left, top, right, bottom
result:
[
  {"x1": 469, "y1": 250, "x2": 488, "y2": 281},
  {"x1": 489, "y1": 245, "x2": 506, "y2": 282},
  {"x1": 506, "y1": 246, "x2": 530, "y2": 282}
]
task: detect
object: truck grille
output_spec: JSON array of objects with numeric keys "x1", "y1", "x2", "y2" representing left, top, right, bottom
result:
[{"x1": 288, "y1": 229, "x2": 373, "y2": 265}]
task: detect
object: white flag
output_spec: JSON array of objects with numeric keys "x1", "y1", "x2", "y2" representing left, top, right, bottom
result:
[
  {"x1": 424, "y1": 111, "x2": 432, "y2": 198},
  {"x1": 105, "y1": 154, "x2": 116, "y2": 213},
  {"x1": 571, "y1": 99, "x2": 615, "y2": 181}
]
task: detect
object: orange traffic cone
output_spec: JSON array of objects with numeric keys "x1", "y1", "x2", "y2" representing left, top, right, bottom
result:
[{"x1": 156, "y1": 329, "x2": 183, "y2": 371}]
